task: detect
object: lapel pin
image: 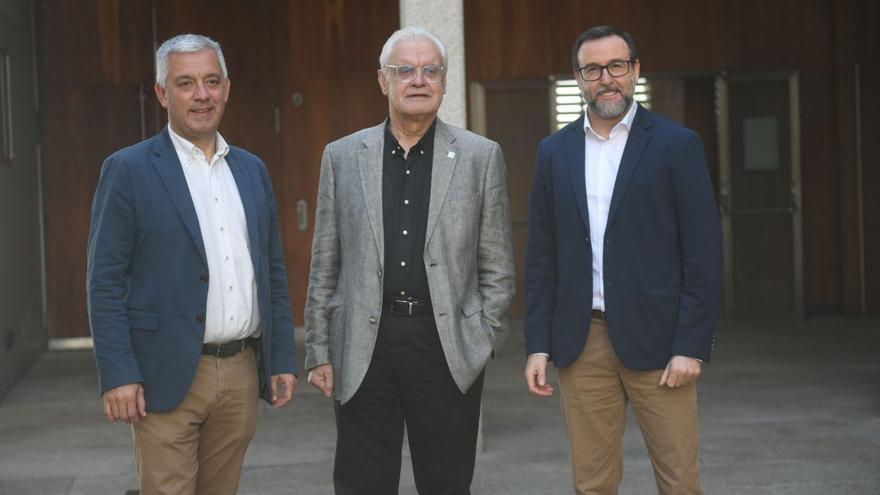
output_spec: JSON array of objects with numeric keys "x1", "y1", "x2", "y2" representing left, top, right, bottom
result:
[{"x1": 447, "y1": 151, "x2": 456, "y2": 158}]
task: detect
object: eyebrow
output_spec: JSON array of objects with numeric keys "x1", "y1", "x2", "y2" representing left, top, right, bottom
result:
[{"x1": 173, "y1": 73, "x2": 223, "y2": 82}]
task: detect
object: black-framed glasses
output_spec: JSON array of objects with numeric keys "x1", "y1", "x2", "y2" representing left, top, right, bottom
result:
[
  {"x1": 383, "y1": 64, "x2": 446, "y2": 83},
  {"x1": 576, "y1": 59, "x2": 634, "y2": 81}
]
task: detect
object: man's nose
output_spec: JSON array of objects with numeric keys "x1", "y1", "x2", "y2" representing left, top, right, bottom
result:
[
  {"x1": 410, "y1": 68, "x2": 426, "y2": 85},
  {"x1": 193, "y1": 82, "x2": 210, "y2": 99}
]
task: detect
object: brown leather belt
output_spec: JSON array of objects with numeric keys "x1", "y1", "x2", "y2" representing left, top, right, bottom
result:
[
  {"x1": 201, "y1": 338, "x2": 255, "y2": 358},
  {"x1": 385, "y1": 298, "x2": 433, "y2": 316},
  {"x1": 591, "y1": 309, "x2": 606, "y2": 321}
]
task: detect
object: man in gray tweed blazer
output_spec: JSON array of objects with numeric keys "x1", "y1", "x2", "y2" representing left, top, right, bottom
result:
[{"x1": 304, "y1": 27, "x2": 515, "y2": 495}]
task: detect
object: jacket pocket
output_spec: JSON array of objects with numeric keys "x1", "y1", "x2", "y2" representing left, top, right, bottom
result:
[
  {"x1": 127, "y1": 309, "x2": 159, "y2": 331},
  {"x1": 461, "y1": 291, "x2": 483, "y2": 317}
]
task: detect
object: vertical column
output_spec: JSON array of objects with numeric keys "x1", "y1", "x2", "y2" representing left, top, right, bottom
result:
[{"x1": 400, "y1": 0, "x2": 467, "y2": 128}]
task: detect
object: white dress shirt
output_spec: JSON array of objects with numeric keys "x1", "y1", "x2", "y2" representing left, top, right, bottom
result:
[
  {"x1": 584, "y1": 102, "x2": 638, "y2": 311},
  {"x1": 168, "y1": 126, "x2": 260, "y2": 344}
]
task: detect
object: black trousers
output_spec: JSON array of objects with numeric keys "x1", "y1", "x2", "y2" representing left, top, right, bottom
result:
[{"x1": 333, "y1": 309, "x2": 484, "y2": 495}]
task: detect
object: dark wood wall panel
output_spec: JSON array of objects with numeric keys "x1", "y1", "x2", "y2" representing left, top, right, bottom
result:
[
  {"x1": 39, "y1": 0, "x2": 398, "y2": 337},
  {"x1": 464, "y1": 0, "x2": 874, "y2": 314},
  {"x1": 39, "y1": 0, "x2": 155, "y2": 338},
  {"x1": 272, "y1": 0, "x2": 398, "y2": 324}
]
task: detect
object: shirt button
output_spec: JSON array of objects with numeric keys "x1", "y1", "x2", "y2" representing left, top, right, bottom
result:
[
  {"x1": 377, "y1": 269, "x2": 383, "y2": 277},
  {"x1": 220, "y1": 227, "x2": 225, "y2": 232},
  {"x1": 404, "y1": 200, "x2": 409, "y2": 205},
  {"x1": 420, "y1": 150, "x2": 424, "y2": 155},
  {"x1": 369, "y1": 317, "x2": 377, "y2": 324},
  {"x1": 400, "y1": 261, "x2": 406, "y2": 267},
  {"x1": 402, "y1": 230, "x2": 408, "y2": 236},
  {"x1": 400, "y1": 290, "x2": 406, "y2": 295},
  {"x1": 405, "y1": 170, "x2": 411, "y2": 175}
]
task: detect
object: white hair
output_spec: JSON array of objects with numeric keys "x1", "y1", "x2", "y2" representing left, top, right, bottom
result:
[
  {"x1": 378, "y1": 27, "x2": 448, "y2": 68},
  {"x1": 155, "y1": 34, "x2": 228, "y2": 88}
]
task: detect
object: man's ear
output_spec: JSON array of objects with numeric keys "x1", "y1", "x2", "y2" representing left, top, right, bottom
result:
[
  {"x1": 154, "y1": 83, "x2": 168, "y2": 108},
  {"x1": 377, "y1": 69, "x2": 389, "y2": 95}
]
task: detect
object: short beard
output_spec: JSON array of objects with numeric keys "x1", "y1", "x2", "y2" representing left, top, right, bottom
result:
[{"x1": 587, "y1": 91, "x2": 633, "y2": 120}]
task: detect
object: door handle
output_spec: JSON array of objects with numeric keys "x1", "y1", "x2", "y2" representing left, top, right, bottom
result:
[{"x1": 296, "y1": 199, "x2": 308, "y2": 232}]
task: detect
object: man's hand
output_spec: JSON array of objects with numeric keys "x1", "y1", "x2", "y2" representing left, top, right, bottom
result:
[
  {"x1": 271, "y1": 373, "x2": 297, "y2": 408},
  {"x1": 308, "y1": 364, "x2": 334, "y2": 398},
  {"x1": 659, "y1": 355, "x2": 702, "y2": 388},
  {"x1": 524, "y1": 354, "x2": 554, "y2": 397},
  {"x1": 102, "y1": 383, "x2": 146, "y2": 423}
]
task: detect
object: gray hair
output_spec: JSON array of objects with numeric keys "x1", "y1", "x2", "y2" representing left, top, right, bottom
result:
[
  {"x1": 155, "y1": 34, "x2": 228, "y2": 88},
  {"x1": 378, "y1": 27, "x2": 448, "y2": 68}
]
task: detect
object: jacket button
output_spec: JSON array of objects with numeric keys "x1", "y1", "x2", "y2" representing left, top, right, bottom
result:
[
  {"x1": 196, "y1": 314, "x2": 205, "y2": 322},
  {"x1": 200, "y1": 274, "x2": 209, "y2": 282},
  {"x1": 584, "y1": 279, "x2": 590, "y2": 286},
  {"x1": 369, "y1": 317, "x2": 377, "y2": 324},
  {"x1": 586, "y1": 237, "x2": 590, "y2": 243}
]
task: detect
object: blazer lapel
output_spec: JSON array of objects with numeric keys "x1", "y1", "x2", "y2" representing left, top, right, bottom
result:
[
  {"x1": 151, "y1": 129, "x2": 208, "y2": 267},
  {"x1": 226, "y1": 153, "x2": 260, "y2": 271},
  {"x1": 607, "y1": 105, "x2": 652, "y2": 228},
  {"x1": 565, "y1": 116, "x2": 590, "y2": 233},
  {"x1": 425, "y1": 120, "x2": 458, "y2": 246},
  {"x1": 358, "y1": 125, "x2": 386, "y2": 265}
]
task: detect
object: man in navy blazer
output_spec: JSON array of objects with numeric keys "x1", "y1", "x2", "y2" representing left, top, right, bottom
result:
[
  {"x1": 87, "y1": 34, "x2": 296, "y2": 495},
  {"x1": 524, "y1": 26, "x2": 721, "y2": 494}
]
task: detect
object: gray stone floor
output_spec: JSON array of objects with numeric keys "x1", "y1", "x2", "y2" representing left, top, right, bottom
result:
[{"x1": 1, "y1": 318, "x2": 879, "y2": 494}]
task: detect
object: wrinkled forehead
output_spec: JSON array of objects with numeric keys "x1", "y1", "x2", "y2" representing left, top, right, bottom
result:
[
  {"x1": 388, "y1": 38, "x2": 443, "y2": 66},
  {"x1": 167, "y1": 49, "x2": 224, "y2": 77}
]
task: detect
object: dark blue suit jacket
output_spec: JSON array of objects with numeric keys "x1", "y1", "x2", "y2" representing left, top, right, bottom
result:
[
  {"x1": 87, "y1": 128, "x2": 296, "y2": 411},
  {"x1": 525, "y1": 105, "x2": 721, "y2": 369}
]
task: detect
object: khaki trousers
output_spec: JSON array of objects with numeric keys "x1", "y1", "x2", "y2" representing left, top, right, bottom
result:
[
  {"x1": 558, "y1": 319, "x2": 702, "y2": 495},
  {"x1": 132, "y1": 346, "x2": 259, "y2": 495}
]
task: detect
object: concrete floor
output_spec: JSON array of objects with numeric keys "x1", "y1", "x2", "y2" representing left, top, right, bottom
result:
[{"x1": 0, "y1": 318, "x2": 878, "y2": 495}]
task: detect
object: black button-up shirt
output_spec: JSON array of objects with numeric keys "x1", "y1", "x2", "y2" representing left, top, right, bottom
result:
[{"x1": 382, "y1": 119, "x2": 435, "y2": 301}]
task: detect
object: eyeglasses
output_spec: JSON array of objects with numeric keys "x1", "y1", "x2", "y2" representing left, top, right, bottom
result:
[
  {"x1": 383, "y1": 64, "x2": 446, "y2": 83},
  {"x1": 576, "y1": 60, "x2": 634, "y2": 82}
]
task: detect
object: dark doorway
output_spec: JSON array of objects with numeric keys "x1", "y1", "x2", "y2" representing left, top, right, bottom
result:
[{"x1": 717, "y1": 73, "x2": 803, "y2": 317}]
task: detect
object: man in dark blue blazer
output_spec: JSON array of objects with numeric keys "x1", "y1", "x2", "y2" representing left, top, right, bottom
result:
[
  {"x1": 87, "y1": 34, "x2": 296, "y2": 495},
  {"x1": 524, "y1": 26, "x2": 721, "y2": 494}
]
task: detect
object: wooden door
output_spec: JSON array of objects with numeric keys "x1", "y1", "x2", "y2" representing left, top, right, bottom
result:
[
  {"x1": 470, "y1": 80, "x2": 552, "y2": 317},
  {"x1": 40, "y1": 0, "x2": 399, "y2": 338},
  {"x1": 717, "y1": 73, "x2": 803, "y2": 317}
]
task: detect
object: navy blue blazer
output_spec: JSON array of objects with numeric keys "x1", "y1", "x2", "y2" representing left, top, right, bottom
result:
[
  {"x1": 524, "y1": 105, "x2": 721, "y2": 370},
  {"x1": 87, "y1": 128, "x2": 296, "y2": 412}
]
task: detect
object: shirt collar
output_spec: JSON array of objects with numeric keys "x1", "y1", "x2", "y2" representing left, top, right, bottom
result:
[
  {"x1": 167, "y1": 125, "x2": 230, "y2": 163},
  {"x1": 582, "y1": 100, "x2": 639, "y2": 138},
  {"x1": 383, "y1": 117, "x2": 437, "y2": 156}
]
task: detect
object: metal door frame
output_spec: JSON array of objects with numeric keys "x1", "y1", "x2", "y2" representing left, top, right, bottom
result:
[{"x1": 716, "y1": 72, "x2": 804, "y2": 318}]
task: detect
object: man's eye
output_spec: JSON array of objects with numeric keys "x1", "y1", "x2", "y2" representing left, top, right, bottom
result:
[
  {"x1": 206, "y1": 79, "x2": 219, "y2": 86},
  {"x1": 584, "y1": 67, "x2": 601, "y2": 76},
  {"x1": 178, "y1": 81, "x2": 193, "y2": 88},
  {"x1": 397, "y1": 66, "x2": 415, "y2": 76},
  {"x1": 424, "y1": 66, "x2": 439, "y2": 76},
  {"x1": 609, "y1": 62, "x2": 626, "y2": 70}
]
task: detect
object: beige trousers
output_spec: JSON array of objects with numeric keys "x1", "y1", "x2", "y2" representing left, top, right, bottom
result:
[
  {"x1": 558, "y1": 319, "x2": 702, "y2": 495},
  {"x1": 132, "y1": 346, "x2": 259, "y2": 495}
]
